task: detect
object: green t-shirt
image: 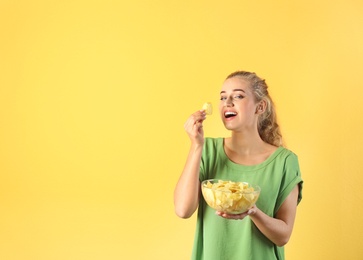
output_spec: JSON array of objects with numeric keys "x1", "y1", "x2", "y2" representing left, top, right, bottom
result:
[{"x1": 191, "y1": 138, "x2": 303, "y2": 260}]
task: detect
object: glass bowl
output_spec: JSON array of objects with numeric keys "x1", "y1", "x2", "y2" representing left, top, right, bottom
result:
[{"x1": 201, "y1": 179, "x2": 261, "y2": 214}]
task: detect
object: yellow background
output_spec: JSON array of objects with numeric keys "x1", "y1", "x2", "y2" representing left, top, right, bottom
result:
[{"x1": 1, "y1": 0, "x2": 363, "y2": 259}]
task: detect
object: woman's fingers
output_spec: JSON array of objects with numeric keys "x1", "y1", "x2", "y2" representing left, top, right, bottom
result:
[
  {"x1": 216, "y1": 211, "x2": 248, "y2": 220},
  {"x1": 215, "y1": 206, "x2": 256, "y2": 220},
  {"x1": 184, "y1": 110, "x2": 206, "y2": 134}
]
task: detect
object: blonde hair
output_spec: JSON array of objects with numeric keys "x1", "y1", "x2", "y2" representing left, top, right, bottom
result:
[{"x1": 226, "y1": 71, "x2": 283, "y2": 147}]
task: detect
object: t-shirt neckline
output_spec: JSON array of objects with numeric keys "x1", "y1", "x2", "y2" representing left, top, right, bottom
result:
[{"x1": 217, "y1": 137, "x2": 285, "y2": 171}]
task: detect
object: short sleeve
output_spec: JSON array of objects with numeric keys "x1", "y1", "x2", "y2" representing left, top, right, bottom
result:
[
  {"x1": 199, "y1": 140, "x2": 208, "y2": 181},
  {"x1": 199, "y1": 138, "x2": 218, "y2": 181},
  {"x1": 274, "y1": 153, "x2": 303, "y2": 214}
]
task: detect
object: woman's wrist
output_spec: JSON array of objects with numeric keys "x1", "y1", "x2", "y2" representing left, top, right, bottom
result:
[
  {"x1": 247, "y1": 205, "x2": 259, "y2": 217},
  {"x1": 190, "y1": 142, "x2": 204, "y2": 151}
]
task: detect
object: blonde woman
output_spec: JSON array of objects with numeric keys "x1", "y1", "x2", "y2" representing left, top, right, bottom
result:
[{"x1": 174, "y1": 71, "x2": 303, "y2": 260}]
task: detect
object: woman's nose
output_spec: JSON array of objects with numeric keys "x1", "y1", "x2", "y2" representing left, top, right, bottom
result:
[{"x1": 224, "y1": 97, "x2": 234, "y2": 107}]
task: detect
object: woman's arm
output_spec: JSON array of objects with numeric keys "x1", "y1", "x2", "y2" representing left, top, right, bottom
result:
[
  {"x1": 217, "y1": 185, "x2": 300, "y2": 246},
  {"x1": 174, "y1": 110, "x2": 206, "y2": 219},
  {"x1": 249, "y1": 185, "x2": 299, "y2": 246},
  {"x1": 174, "y1": 143, "x2": 203, "y2": 218}
]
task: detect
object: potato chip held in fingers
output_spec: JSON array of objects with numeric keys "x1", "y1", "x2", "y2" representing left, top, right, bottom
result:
[{"x1": 202, "y1": 102, "x2": 213, "y2": 115}]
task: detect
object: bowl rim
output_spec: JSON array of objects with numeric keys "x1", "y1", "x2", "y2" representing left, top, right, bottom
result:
[{"x1": 201, "y1": 179, "x2": 261, "y2": 194}]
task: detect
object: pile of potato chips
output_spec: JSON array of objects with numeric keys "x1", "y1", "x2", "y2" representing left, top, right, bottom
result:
[{"x1": 201, "y1": 180, "x2": 260, "y2": 214}]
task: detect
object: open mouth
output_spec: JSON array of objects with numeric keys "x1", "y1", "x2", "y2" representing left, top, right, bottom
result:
[{"x1": 224, "y1": 111, "x2": 237, "y2": 118}]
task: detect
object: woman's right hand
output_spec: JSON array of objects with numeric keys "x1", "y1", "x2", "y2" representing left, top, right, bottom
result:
[{"x1": 184, "y1": 110, "x2": 207, "y2": 145}]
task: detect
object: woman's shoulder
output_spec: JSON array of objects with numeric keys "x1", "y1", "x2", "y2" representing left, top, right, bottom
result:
[
  {"x1": 204, "y1": 137, "x2": 224, "y2": 146},
  {"x1": 204, "y1": 137, "x2": 223, "y2": 142},
  {"x1": 277, "y1": 146, "x2": 298, "y2": 158},
  {"x1": 203, "y1": 137, "x2": 224, "y2": 156},
  {"x1": 272, "y1": 146, "x2": 300, "y2": 167}
]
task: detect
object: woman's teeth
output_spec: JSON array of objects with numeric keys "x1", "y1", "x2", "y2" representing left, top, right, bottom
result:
[{"x1": 225, "y1": 111, "x2": 237, "y2": 118}]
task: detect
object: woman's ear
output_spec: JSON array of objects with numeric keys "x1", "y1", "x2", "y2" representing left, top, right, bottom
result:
[{"x1": 256, "y1": 100, "x2": 267, "y2": 114}]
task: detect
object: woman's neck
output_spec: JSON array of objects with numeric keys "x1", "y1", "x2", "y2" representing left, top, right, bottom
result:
[
  {"x1": 228, "y1": 131, "x2": 266, "y2": 155},
  {"x1": 224, "y1": 133, "x2": 278, "y2": 165}
]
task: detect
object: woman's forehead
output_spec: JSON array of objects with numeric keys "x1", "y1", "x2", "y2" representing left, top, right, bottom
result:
[{"x1": 221, "y1": 77, "x2": 251, "y2": 92}]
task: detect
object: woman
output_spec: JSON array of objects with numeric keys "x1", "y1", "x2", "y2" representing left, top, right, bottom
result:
[{"x1": 174, "y1": 71, "x2": 303, "y2": 260}]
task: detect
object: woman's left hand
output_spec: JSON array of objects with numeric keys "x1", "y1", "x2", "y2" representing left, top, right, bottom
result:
[{"x1": 216, "y1": 205, "x2": 257, "y2": 220}]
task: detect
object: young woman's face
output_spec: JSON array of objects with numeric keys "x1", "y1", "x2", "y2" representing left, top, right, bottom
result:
[{"x1": 219, "y1": 77, "x2": 260, "y2": 132}]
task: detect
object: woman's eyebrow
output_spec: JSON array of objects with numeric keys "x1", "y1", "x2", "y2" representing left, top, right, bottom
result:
[{"x1": 220, "y1": 89, "x2": 246, "y2": 94}]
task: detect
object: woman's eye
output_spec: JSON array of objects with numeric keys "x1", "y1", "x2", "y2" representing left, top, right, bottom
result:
[
  {"x1": 220, "y1": 95, "x2": 244, "y2": 101},
  {"x1": 233, "y1": 95, "x2": 244, "y2": 100}
]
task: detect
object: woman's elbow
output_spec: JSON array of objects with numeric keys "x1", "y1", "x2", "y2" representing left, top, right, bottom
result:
[
  {"x1": 174, "y1": 205, "x2": 195, "y2": 219},
  {"x1": 274, "y1": 235, "x2": 291, "y2": 247},
  {"x1": 175, "y1": 211, "x2": 192, "y2": 219}
]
